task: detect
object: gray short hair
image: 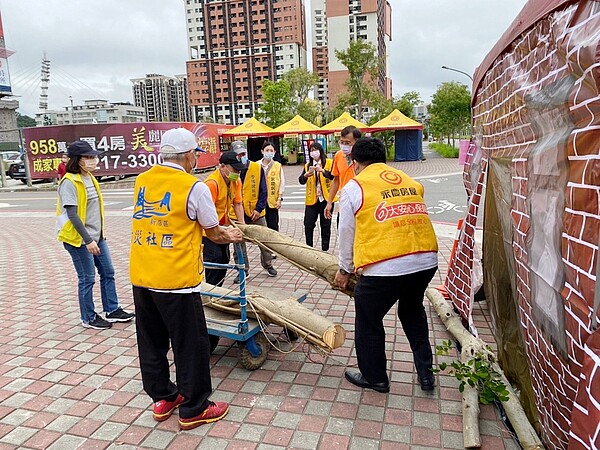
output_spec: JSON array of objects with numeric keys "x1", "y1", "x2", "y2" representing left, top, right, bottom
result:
[{"x1": 160, "y1": 147, "x2": 190, "y2": 162}]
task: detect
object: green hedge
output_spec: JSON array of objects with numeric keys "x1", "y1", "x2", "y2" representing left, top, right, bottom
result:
[{"x1": 429, "y1": 142, "x2": 459, "y2": 158}]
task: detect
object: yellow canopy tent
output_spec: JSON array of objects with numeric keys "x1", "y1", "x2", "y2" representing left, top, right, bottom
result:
[
  {"x1": 319, "y1": 111, "x2": 367, "y2": 134},
  {"x1": 221, "y1": 117, "x2": 279, "y2": 138},
  {"x1": 273, "y1": 115, "x2": 321, "y2": 135},
  {"x1": 367, "y1": 109, "x2": 423, "y2": 133}
]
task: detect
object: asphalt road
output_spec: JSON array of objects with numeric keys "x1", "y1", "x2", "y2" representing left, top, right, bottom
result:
[{"x1": 0, "y1": 173, "x2": 468, "y2": 224}]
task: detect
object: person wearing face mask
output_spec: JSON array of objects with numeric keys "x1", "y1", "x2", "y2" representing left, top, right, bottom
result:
[
  {"x1": 334, "y1": 137, "x2": 439, "y2": 394},
  {"x1": 229, "y1": 140, "x2": 277, "y2": 282},
  {"x1": 324, "y1": 125, "x2": 362, "y2": 221},
  {"x1": 203, "y1": 150, "x2": 247, "y2": 286},
  {"x1": 130, "y1": 128, "x2": 244, "y2": 430},
  {"x1": 260, "y1": 141, "x2": 285, "y2": 232},
  {"x1": 57, "y1": 140, "x2": 135, "y2": 330},
  {"x1": 298, "y1": 142, "x2": 335, "y2": 251}
]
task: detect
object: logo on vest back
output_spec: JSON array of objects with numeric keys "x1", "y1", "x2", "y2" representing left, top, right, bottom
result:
[
  {"x1": 374, "y1": 201, "x2": 428, "y2": 222},
  {"x1": 379, "y1": 170, "x2": 402, "y2": 185}
]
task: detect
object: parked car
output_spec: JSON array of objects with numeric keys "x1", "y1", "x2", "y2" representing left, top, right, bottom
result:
[
  {"x1": 1, "y1": 152, "x2": 21, "y2": 175},
  {"x1": 7, "y1": 160, "x2": 28, "y2": 183}
]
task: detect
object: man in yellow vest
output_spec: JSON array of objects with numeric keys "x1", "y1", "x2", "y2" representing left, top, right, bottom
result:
[
  {"x1": 204, "y1": 151, "x2": 247, "y2": 286},
  {"x1": 130, "y1": 128, "x2": 243, "y2": 430},
  {"x1": 334, "y1": 137, "x2": 439, "y2": 393},
  {"x1": 230, "y1": 140, "x2": 277, "y2": 282}
]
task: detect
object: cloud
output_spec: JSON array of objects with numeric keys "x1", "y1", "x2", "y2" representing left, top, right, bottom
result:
[
  {"x1": 390, "y1": 0, "x2": 527, "y2": 102},
  {"x1": 1, "y1": 0, "x2": 527, "y2": 117}
]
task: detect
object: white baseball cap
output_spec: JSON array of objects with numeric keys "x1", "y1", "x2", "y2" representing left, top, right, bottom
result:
[{"x1": 160, "y1": 128, "x2": 202, "y2": 154}]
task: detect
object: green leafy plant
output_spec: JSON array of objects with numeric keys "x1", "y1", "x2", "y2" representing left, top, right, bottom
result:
[
  {"x1": 429, "y1": 142, "x2": 459, "y2": 158},
  {"x1": 433, "y1": 340, "x2": 510, "y2": 405}
]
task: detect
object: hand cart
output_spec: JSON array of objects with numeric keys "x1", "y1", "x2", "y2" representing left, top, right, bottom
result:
[{"x1": 201, "y1": 243, "x2": 307, "y2": 370}]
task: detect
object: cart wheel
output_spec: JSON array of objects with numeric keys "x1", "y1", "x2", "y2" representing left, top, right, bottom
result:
[
  {"x1": 238, "y1": 333, "x2": 269, "y2": 370},
  {"x1": 209, "y1": 335, "x2": 220, "y2": 354}
]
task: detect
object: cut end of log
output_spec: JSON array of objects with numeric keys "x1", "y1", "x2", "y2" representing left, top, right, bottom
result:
[{"x1": 323, "y1": 325, "x2": 346, "y2": 350}]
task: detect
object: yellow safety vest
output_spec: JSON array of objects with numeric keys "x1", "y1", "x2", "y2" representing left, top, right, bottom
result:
[
  {"x1": 305, "y1": 158, "x2": 336, "y2": 206},
  {"x1": 353, "y1": 163, "x2": 438, "y2": 270},
  {"x1": 56, "y1": 172, "x2": 105, "y2": 246},
  {"x1": 265, "y1": 161, "x2": 282, "y2": 208},
  {"x1": 130, "y1": 165, "x2": 204, "y2": 290},
  {"x1": 230, "y1": 161, "x2": 265, "y2": 219}
]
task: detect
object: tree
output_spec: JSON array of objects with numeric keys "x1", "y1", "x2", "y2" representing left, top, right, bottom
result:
[
  {"x1": 16, "y1": 112, "x2": 36, "y2": 128},
  {"x1": 282, "y1": 68, "x2": 320, "y2": 107},
  {"x1": 334, "y1": 39, "x2": 380, "y2": 122},
  {"x1": 428, "y1": 82, "x2": 471, "y2": 145},
  {"x1": 255, "y1": 79, "x2": 293, "y2": 128},
  {"x1": 367, "y1": 92, "x2": 423, "y2": 155},
  {"x1": 296, "y1": 99, "x2": 322, "y2": 126}
]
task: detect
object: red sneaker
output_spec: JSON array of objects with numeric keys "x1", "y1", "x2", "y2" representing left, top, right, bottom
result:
[
  {"x1": 153, "y1": 394, "x2": 184, "y2": 422},
  {"x1": 178, "y1": 401, "x2": 229, "y2": 430}
]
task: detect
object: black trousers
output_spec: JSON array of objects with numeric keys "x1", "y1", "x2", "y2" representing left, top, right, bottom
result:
[
  {"x1": 202, "y1": 236, "x2": 230, "y2": 287},
  {"x1": 354, "y1": 267, "x2": 438, "y2": 384},
  {"x1": 265, "y1": 207, "x2": 279, "y2": 231},
  {"x1": 133, "y1": 286, "x2": 211, "y2": 419},
  {"x1": 303, "y1": 200, "x2": 333, "y2": 251}
]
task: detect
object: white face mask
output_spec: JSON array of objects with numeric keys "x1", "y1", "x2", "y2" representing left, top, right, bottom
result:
[
  {"x1": 80, "y1": 157, "x2": 98, "y2": 172},
  {"x1": 340, "y1": 144, "x2": 352, "y2": 155},
  {"x1": 310, "y1": 150, "x2": 320, "y2": 160}
]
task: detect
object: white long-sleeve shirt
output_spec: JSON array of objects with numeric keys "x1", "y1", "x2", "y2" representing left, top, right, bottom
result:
[{"x1": 338, "y1": 179, "x2": 438, "y2": 276}]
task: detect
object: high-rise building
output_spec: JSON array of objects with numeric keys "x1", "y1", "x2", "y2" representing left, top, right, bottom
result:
[
  {"x1": 34, "y1": 100, "x2": 145, "y2": 126},
  {"x1": 184, "y1": 0, "x2": 307, "y2": 125},
  {"x1": 312, "y1": 0, "x2": 392, "y2": 107},
  {"x1": 131, "y1": 74, "x2": 192, "y2": 122}
]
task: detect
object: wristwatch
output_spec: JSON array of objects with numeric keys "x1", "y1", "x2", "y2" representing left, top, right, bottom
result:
[{"x1": 339, "y1": 268, "x2": 350, "y2": 275}]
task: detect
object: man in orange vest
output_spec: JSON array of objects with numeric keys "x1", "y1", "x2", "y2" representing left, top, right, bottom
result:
[
  {"x1": 324, "y1": 125, "x2": 362, "y2": 220},
  {"x1": 130, "y1": 128, "x2": 243, "y2": 430},
  {"x1": 334, "y1": 137, "x2": 439, "y2": 393},
  {"x1": 204, "y1": 151, "x2": 247, "y2": 286}
]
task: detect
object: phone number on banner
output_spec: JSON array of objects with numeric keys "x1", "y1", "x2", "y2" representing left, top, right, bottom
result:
[{"x1": 99, "y1": 153, "x2": 163, "y2": 170}]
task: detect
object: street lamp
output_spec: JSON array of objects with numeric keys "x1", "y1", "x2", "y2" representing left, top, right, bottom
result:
[{"x1": 441, "y1": 65, "x2": 474, "y2": 82}]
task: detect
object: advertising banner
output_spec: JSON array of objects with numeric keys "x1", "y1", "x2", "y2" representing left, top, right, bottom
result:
[
  {"x1": 0, "y1": 57, "x2": 12, "y2": 94},
  {"x1": 23, "y1": 122, "x2": 234, "y2": 179}
]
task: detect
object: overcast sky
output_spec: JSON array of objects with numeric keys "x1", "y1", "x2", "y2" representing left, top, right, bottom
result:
[{"x1": 1, "y1": 0, "x2": 527, "y2": 117}]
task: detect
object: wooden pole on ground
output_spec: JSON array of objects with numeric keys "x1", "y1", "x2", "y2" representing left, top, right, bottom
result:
[{"x1": 426, "y1": 288, "x2": 544, "y2": 450}]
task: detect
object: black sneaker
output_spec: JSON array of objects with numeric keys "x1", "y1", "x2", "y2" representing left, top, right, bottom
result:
[
  {"x1": 267, "y1": 267, "x2": 277, "y2": 277},
  {"x1": 83, "y1": 316, "x2": 112, "y2": 330},
  {"x1": 105, "y1": 307, "x2": 135, "y2": 323}
]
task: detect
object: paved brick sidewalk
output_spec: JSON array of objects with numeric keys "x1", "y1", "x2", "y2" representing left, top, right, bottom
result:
[{"x1": 0, "y1": 151, "x2": 519, "y2": 449}]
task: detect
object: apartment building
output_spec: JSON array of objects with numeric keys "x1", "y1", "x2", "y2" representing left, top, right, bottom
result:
[
  {"x1": 131, "y1": 73, "x2": 192, "y2": 122},
  {"x1": 185, "y1": 0, "x2": 307, "y2": 125},
  {"x1": 312, "y1": 0, "x2": 392, "y2": 107},
  {"x1": 34, "y1": 100, "x2": 145, "y2": 126}
]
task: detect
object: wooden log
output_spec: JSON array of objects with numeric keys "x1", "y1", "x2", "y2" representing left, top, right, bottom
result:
[
  {"x1": 235, "y1": 223, "x2": 357, "y2": 297},
  {"x1": 426, "y1": 288, "x2": 544, "y2": 450},
  {"x1": 201, "y1": 282, "x2": 346, "y2": 351}
]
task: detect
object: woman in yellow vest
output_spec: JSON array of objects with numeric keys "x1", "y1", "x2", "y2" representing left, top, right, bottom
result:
[
  {"x1": 57, "y1": 141, "x2": 134, "y2": 330},
  {"x1": 260, "y1": 141, "x2": 285, "y2": 231},
  {"x1": 298, "y1": 142, "x2": 335, "y2": 251}
]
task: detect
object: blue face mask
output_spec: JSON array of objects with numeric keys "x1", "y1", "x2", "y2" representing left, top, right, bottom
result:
[
  {"x1": 263, "y1": 152, "x2": 274, "y2": 160},
  {"x1": 240, "y1": 156, "x2": 248, "y2": 165}
]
